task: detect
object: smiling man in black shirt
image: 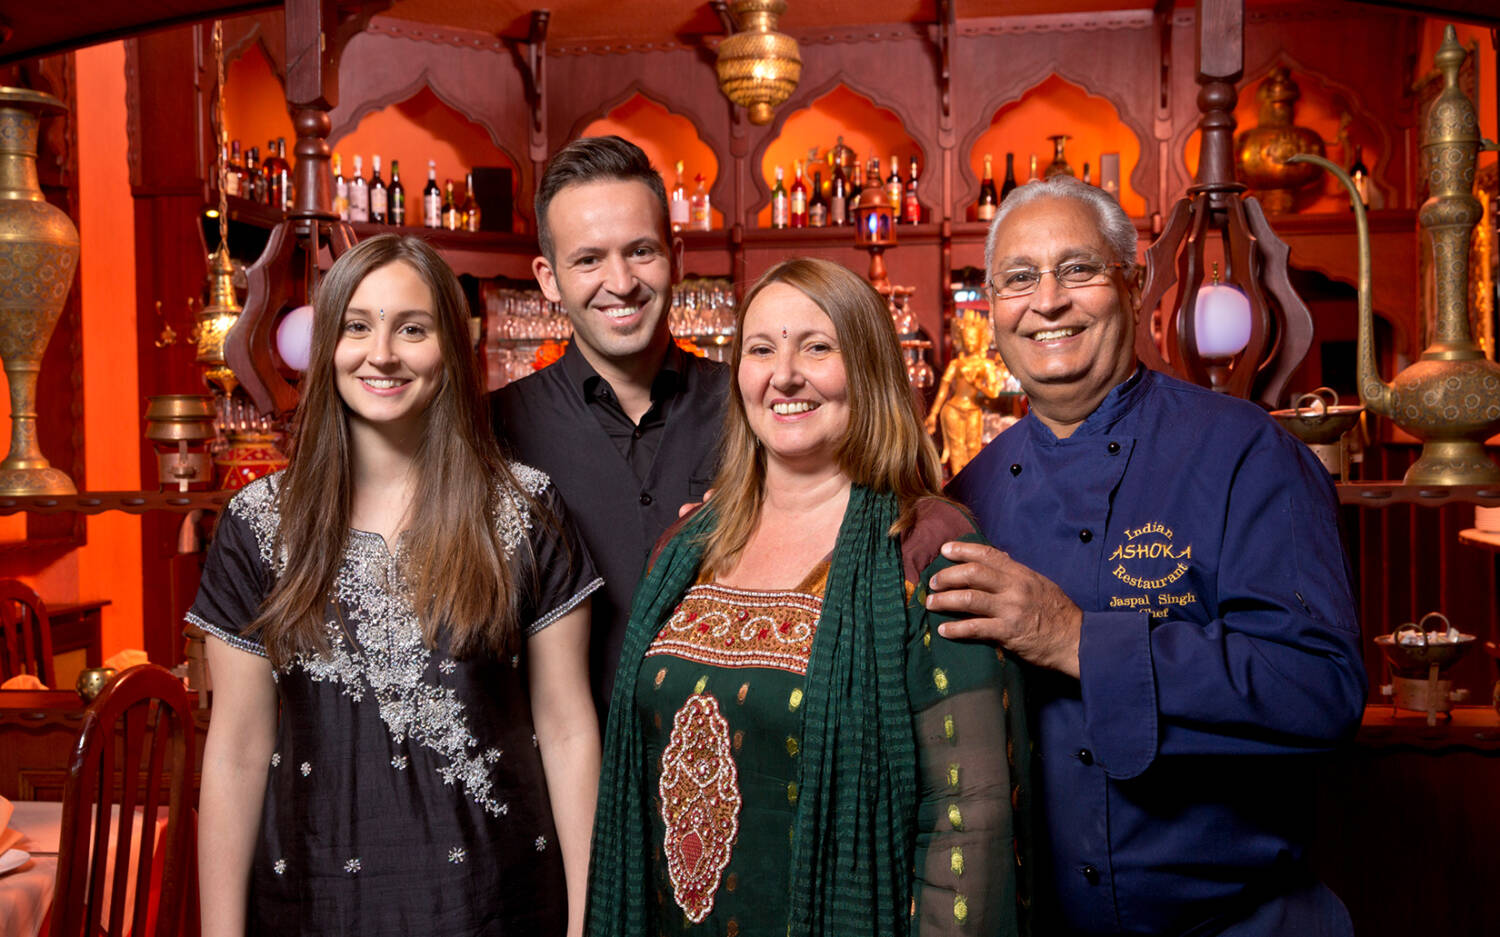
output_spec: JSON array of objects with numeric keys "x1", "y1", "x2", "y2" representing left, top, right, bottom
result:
[{"x1": 493, "y1": 136, "x2": 728, "y2": 716}]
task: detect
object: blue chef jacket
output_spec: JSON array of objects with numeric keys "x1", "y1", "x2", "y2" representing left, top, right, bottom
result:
[{"x1": 949, "y1": 367, "x2": 1366, "y2": 936}]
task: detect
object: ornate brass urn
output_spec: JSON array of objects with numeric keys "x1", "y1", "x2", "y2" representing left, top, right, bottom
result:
[
  {"x1": 0, "y1": 87, "x2": 80, "y2": 496},
  {"x1": 1235, "y1": 67, "x2": 1325, "y2": 214},
  {"x1": 1292, "y1": 27, "x2": 1500, "y2": 485}
]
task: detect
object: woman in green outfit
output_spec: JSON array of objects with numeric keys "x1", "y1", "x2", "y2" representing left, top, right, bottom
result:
[{"x1": 588, "y1": 257, "x2": 1031, "y2": 937}]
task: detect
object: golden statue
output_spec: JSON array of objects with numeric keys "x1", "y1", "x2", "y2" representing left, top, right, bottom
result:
[{"x1": 925, "y1": 312, "x2": 1013, "y2": 476}]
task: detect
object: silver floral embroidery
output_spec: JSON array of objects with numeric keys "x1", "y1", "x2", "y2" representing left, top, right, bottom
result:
[
  {"x1": 300, "y1": 762, "x2": 311, "y2": 777},
  {"x1": 344, "y1": 858, "x2": 361, "y2": 874},
  {"x1": 229, "y1": 467, "x2": 554, "y2": 819},
  {"x1": 448, "y1": 847, "x2": 467, "y2": 863},
  {"x1": 499, "y1": 803, "x2": 509, "y2": 816},
  {"x1": 438, "y1": 659, "x2": 457, "y2": 674},
  {"x1": 270, "y1": 753, "x2": 280, "y2": 767},
  {"x1": 273, "y1": 858, "x2": 286, "y2": 875},
  {"x1": 392, "y1": 755, "x2": 408, "y2": 770},
  {"x1": 535, "y1": 835, "x2": 547, "y2": 852},
  {"x1": 484, "y1": 748, "x2": 502, "y2": 763}
]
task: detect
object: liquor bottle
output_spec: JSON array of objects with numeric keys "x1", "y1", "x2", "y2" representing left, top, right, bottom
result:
[
  {"x1": 332, "y1": 153, "x2": 349, "y2": 220},
  {"x1": 1348, "y1": 144, "x2": 1370, "y2": 210},
  {"x1": 770, "y1": 166, "x2": 789, "y2": 229},
  {"x1": 790, "y1": 160, "x2": 808, "y2": 228},
  {"x1": 442, "y1": 179, "x2": 460, "y2": 230},
  {"x1": 808, "y1": 170, "x2": 828, "y2": 227},
  {"x1": 830, "y1": 159, "x2": 848, "y2": 226},
  {"x1": 246, "y1": 146, "x2": 264, "y2": 203},
  {"x1": 690, "y1": 173, "x2": 711, "y2": 231},
  {"x1": 265, "y1": 138, "x2": 291, "y2": 211},
  {"x1": 1000, "y1": 153, "x2": 1018, "y2": 203},
  {"x1": 849, "y1": 161, "x2": 863, "y2": 214},
  {"x1": 261, "y1": 139, "x2": 276, "y2": 204},
  {"x1": 348, "y1": 155, "x2": 369, "y2": 223},
  {"x1": 976, "y1": 154, "x2": 998, "y2": 222},
  {"x1": 669, "y1": 160, "x2": 690, "y2": 232},
  {"x1": 225, "y1": 140, "x2": 244, "y2": 197},
  {"x1": 1082, "y1": 162, "x2": 1092, "y2": 186},
  {"x1": 903, "y1": 156, "x2": 921, "y2": 224},
  {"x1": 463, "y1": 171, "x2": 481, "y2": 232},
  {"x1": 389, "y1": 160, "x2": 406, "y2": 226},
  {"x1": 369, "y1": 155, "x2": 388, "y2": 224},
  {"x1": 423, "y1": 160, "x2": 441, "y2": 228},
  {"x1": 1026, "y1": 153, "x2": 1040, "y2": 184},
  {"x1": 885, "y1": 156, "x2": 902, "y2": 216}
]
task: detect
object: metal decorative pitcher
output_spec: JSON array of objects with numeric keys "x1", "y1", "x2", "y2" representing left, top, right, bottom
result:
[
  {"x1": 0, "y1": 87, "x2": 80, "y2": 496},
  {"x1": 1292, "y1": 27, "x2": 1500, "y2": 485}
]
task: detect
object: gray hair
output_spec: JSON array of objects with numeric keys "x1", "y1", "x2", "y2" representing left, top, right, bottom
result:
[{"x1": 983, "y1": 176, "x2": 1138, "y2": 278}]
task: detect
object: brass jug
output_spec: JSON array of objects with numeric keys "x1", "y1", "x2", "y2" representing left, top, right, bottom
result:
[
  {"x1": 1291, "y1": 27, "x2": 1500, "y2": 485},
  {"x1": 0, "y1": 87, "x2": 80, "y2": 496}
]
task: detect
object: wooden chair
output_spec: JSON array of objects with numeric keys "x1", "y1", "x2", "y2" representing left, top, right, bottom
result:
[
  {"x1": 50, "y1": 663, "x2": 197, "y2": 937},
  {"x1": 0, "y1": 578, "x2": 54, "y2": 687}
]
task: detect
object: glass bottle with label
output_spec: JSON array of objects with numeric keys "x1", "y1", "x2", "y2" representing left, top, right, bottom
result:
[
  {"x1": 442, "y1": 179, "x2": 460, "y2": 230},
  {"x1": 976, "y1": 154, "x2": 998, "y2": 221},
  {"x1": 689, "y1": 173, "x2": 711, "y2": 231},
  {"x1": 670, "y1": 160, "x2": 690, "y2": 232},
  {"x1": 829, "y1": 160, "x2": 848, "y2": 226},
  {"x1": 246, "y1": 147, "x2": 263, "y2": 203},
  {"x1": 389, "y1": 160, "x2": 406, "y2": 226},
  {"x1": 369, "y1": 155, "x2": 388, "y2": 224},
  {"x1": 885, "y1": 156, "x2": 902, "y2": 216},
  {"x1": 1000, "y1": 153, "x2": 1018, "y2": 203},
  {"x1": 226, "y1": 140, "x2": 244, "y2": 197},
  {"x1": 849, "y1": 161, "x2": 863, "y2": 215},
  {"x1": 423, "y1": 160, "x2": 441, "y2": 228},
  {"x1": 332, "y1": 153, "x2": 349, "y2": 220},
  {"x1": 903, "y1": 156, "x2": 921, "y2": 224},
  {"x1": 790, "y1": 160, "x2": 808, "y2": 228},
  {"x1": 348, "y1": 155, "x2": 369, "y2": 223},
  {"x1": 809, "y1": 169, "x2": 827, "y2": 227},
  {"x1": 265, "y1": 138, "x2": 291, "y2": 211},
  {"x1": 463, "y1": 171, "x2": 481, "y2": 232},
  {"x1": 770, "y1": 166, "x2": 789, "y2": 229}
]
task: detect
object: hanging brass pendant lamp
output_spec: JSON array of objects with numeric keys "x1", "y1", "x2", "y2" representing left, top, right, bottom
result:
[{"x1": 715, "y1": 0, "x2": 802, "y2": 125}]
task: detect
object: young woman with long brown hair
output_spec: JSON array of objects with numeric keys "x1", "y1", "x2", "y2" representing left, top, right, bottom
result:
[{"x1": 192, "y1": 235, "x2": 601, "y2": 936}]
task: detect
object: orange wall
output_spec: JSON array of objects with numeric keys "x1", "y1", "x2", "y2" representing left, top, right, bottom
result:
[
  {"x1": 974, "y1": 74, "x2": 1146, "y2": 218},
  {"x1": 72, "y1": 40, "x2": 142, "y2": 659},
  {"x1": 583, "y1": 92, "x2": 723, "y2": 229}
]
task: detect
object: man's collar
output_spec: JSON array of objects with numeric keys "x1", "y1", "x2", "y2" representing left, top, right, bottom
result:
[
  {"x1": 561, "y1": 338, "x2": 684, "y2": 401},
  {"x1": 1027, "y1": 363, "x2": 1149, "y2": 441}
]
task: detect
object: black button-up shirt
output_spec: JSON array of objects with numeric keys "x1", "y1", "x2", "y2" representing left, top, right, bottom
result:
[{"x1": 492, "y1": 342, "x2": 729, "y2": 714}]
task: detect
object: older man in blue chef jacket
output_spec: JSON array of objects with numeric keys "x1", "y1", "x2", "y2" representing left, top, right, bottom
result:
[{"x1": 926, "y1": 176, "x2": 1366, "y2": 937}]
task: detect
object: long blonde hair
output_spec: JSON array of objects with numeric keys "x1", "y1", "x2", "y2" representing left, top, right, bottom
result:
[
  {"x1": 250, "y1": 235, "x2": 536, "y2": 666},
  {"x1": 699, "y1": 258, "x2": 945, "y2": 578}
]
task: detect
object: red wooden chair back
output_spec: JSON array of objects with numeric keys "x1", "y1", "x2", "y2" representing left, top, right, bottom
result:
[
  {"x1": 0, "y1": 578, "x2": 54, "y2": 687},
  {"x1": 50, "y1": 663, "x2": 197, "y2": 937}
]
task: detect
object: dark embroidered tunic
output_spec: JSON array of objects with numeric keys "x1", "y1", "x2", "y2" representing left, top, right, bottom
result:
[
  {"x1": 189, "y1": 467, "x2": 602, "y2": 937},
  {"x1": 634, "y1": 501, "x2": 1031, "y2": 936}
]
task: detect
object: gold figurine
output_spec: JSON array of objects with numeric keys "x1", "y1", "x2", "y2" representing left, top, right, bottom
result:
[{"x1": 926, "y1": 312, "x2": 1012, "y2": 476}]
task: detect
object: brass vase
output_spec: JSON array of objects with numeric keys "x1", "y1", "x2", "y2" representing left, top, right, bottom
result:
[
  {"x1": 1235, "y1": 67, "x2": 1326, "y2": 214},
  {"x1": 1291, "y1": 27, "x2": 1500, "y2": 485},
  {"x1": 0, "y1": 87, "x2": 80, "y2": 496}
]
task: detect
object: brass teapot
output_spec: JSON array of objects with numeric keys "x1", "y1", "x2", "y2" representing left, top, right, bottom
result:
[{"x1": 1291, "y1": 27, "x2": 1500, "y2": 485}]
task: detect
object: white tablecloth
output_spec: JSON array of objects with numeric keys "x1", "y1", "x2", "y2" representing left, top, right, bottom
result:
[{"x1": 0, "y1": 800, "x2": 170, "y2": 937}]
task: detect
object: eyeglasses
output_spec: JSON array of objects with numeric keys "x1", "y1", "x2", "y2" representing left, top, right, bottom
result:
[{"x1": 987, "y1": 260, "x2": 1127, "y2": 299}]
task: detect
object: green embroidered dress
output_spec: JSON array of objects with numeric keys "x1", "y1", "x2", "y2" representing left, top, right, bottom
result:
[{"x1": 598, "y1": 494, "x2": 1031, "y2": 937}]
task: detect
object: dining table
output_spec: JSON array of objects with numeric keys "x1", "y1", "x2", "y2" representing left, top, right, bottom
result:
[{"x1": 0, "y1": 799, "x2": 172, "y2": 937}]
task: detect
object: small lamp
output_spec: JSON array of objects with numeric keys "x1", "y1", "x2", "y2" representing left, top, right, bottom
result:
[
  {"x1": 1191, "y1": 263, "x2": 1252, "y2": 390},
  {"x1": 853, "y1": 201, "x2": 897, "y2": 290},
  {"x1": 715, "y1": 0, "x2": 802, "y2": 125},
  {"x1": 276, "y1": 305, "x2": 315, "y2": 372}
]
